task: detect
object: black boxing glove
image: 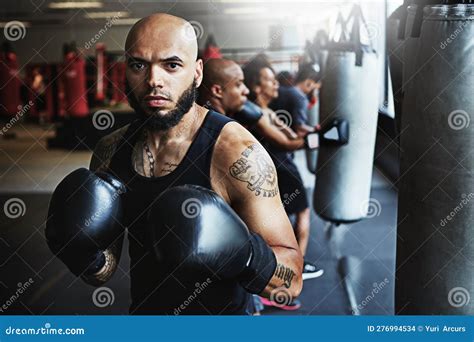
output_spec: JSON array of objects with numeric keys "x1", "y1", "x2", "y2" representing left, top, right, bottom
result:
[
  {"x1": 147, "y1": 185, "x2": 277, "y2": 294},
  {"x1": 45, "y1": 168, "x2": 126, "y2": 277},
  {"x1": 233, "y1": 101, "x2": 263, "y2": 128},
  {"x1": 303, "y1": 119, "x2": 349, "y2": 149}
]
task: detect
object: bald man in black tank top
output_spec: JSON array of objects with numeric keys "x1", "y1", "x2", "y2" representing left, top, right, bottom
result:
[{"x1": 79, "y1": 14, "x2": 303, "y2": 314}]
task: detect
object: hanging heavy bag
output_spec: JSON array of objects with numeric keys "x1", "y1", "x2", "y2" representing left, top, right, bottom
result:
[
  {"x1": 314, "y1": 5, "x2": 380, "y2": 223},
  {"x1": 396, "y1": 2, "x2": 474, "y2": 315}
]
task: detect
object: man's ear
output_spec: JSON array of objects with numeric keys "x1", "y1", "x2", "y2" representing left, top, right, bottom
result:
[
  {"x1": 195, "y1": 59, "x2": 204, "y2": 87},
  {"x1": 211, "y1": 84, "x2": 223, "y2": 99}
]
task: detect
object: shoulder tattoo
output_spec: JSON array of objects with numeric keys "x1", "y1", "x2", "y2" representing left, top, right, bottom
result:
[
  {"x1": 90, "y1": 127, "x2": 128, "y2": 172},
  {"x1": 229, "y1": 143, "x2": 278, "y2": 197}
]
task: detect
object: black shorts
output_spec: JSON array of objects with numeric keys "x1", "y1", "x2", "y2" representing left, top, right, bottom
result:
[{"x1": 276, "y1": 160, "x2": 309, "y2": 215}]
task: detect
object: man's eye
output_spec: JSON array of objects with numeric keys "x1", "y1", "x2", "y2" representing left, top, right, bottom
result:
[
  {"x1": 167, "y1": 62, "x2": 180, "y2": 70},
  {"x1": 130, "y1": 62, "x2": 145, "y2": 71}
]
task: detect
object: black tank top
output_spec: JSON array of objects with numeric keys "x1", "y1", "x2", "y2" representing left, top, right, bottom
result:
[{"x1": 108, "y1": 110, "x2": 253, "y2": 315}]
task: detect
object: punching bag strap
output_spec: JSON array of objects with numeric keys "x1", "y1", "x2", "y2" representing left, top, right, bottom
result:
[
  {"x1": 330, "y1": 12, "x2": 350, "y2": 44},
  {"x1": 397, "y1": 0, "x2": 414, "y2": 39},
  {"x1": 347, "y1": 5, "x2": 371, "y2": 67},
  {"x1": 410, "y1": 0, "x2": 448, "y2": 38}
]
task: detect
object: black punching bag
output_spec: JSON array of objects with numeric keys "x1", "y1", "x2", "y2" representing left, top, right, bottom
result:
[{"x1": 396, "y1": 3, "x2": 474, "y2": 314}]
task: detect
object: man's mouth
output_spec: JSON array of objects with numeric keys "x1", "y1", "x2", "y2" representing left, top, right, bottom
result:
[{"x1": 144, "y1": 95, "x2": 170, "y2": 107}]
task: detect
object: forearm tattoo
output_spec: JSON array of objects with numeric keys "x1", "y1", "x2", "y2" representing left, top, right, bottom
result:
[
  {"x1": 229, "y1": 143, "x2": 278, "y2": 197},
  {"x1": 274, "y1": 263, "x2": 296, "y2": 289}
]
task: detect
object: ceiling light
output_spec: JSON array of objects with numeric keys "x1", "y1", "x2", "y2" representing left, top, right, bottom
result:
[
  {"x1": 84, "y1": 11, "x2": 129, "y2": 19},
  {"x1": 49, "y1": 2, "x2": 103, "y2": 9}
]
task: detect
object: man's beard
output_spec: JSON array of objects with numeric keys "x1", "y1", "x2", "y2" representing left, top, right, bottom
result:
[{"x1": 126, "y1": 79, "x2": 197, "y2": 131}]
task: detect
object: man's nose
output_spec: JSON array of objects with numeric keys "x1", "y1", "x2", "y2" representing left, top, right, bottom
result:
[{"x1": 148, "y1": 65, "x2": 165, "y2": 89}]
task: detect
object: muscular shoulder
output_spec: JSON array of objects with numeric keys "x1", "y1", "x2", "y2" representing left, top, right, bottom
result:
[
  {"x1": 211, "y1": 122, "x2": 279, "y2": 203},
  {"x1": 89, "y1": 124, "x2": 130, "y2": 172}
]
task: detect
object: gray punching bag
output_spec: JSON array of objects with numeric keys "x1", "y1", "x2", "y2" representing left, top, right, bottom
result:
[
  {"x1": 314, "y1": 6, "x2": 380, "y2": 223},
  {"x1": 396, "y1": 3, "x2": 474, "y2": 314}
]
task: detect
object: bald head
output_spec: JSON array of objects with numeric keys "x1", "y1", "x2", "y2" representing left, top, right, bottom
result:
[
  {"x1": 125, "y1": 13, "x2": 198, "y2": 60},
  {"x1": 201, "y1": 59, "x2": 242, "y2": 91},
  {"x1": 124, "y1": 13, "x2": 204, "y2": 131},
  {"x1": 198, "y1": 58, "x2": 249, "y2": 115}
]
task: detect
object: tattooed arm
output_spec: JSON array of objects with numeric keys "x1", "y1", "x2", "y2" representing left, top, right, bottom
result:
[
  {"x1": 211, "y1": 122, "x2": 303, "y2": 299},
  {"x1": 84, "y1": 125, "x2": 129, "y2": 286}
]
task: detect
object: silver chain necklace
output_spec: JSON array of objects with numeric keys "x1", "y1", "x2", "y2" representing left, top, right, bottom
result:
[{"x1": 143, "y1": 130, "x2": 155, "y2": 177}]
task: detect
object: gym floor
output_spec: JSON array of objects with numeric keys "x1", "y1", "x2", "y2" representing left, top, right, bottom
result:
[{"x1": 0, "y1": 123, "x2": 397, "y2": 315}]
